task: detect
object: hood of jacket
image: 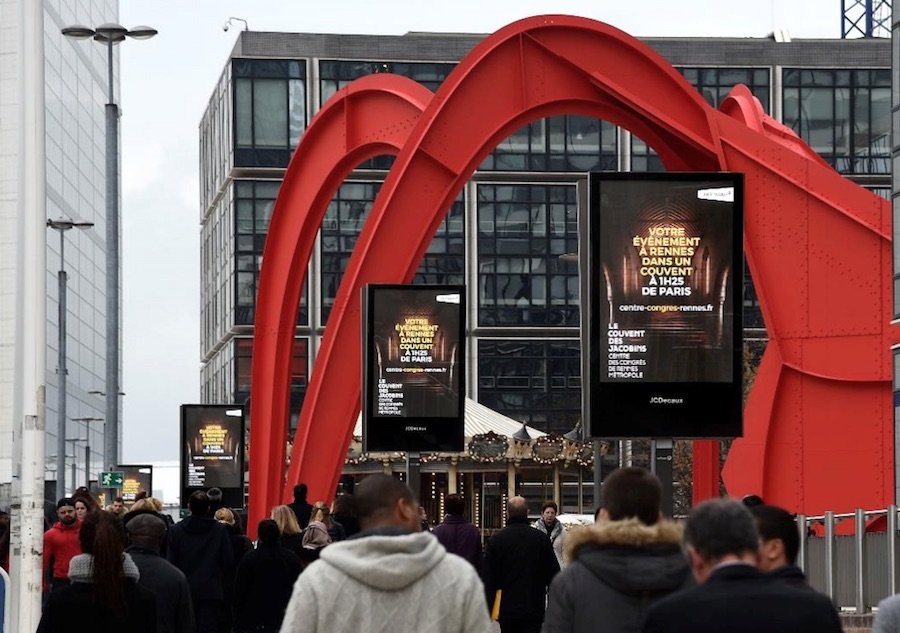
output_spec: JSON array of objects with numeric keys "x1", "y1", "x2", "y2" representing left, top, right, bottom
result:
[
  {"x1": 319, "y1": 530, "x2": 445, "y2": 591},
  {"x1": 566, "y1": 518, "x2": 689, "y2": 595}
]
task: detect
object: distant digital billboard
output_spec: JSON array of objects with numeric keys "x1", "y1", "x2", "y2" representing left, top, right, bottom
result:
[
  {"x1": 117, "y1": 464, "x2": 152, "y2": 504},
  {"x1": 587, "y1": 173, "x2": 743, "y2": 438},
  {"x1": 362, "y1": 285, "x2": 465, "y2": 452},
  {"x1": 180, "y1": 405, "x2": 245, "y2": 508}
]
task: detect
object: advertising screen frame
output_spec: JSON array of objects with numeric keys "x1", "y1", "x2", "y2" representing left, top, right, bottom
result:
[
  {"x1": 361, "y1": 284, "x2": 466, "y2": 453},
  {"x1": 116, "y1": 464, "x2": 153, "y2": 504},
  {"x1": 586, "y1": 172, "x2": 744, "y2": 439},
  {"x1": 180, "y1": 404, "x2": 245, "y2": 509}
]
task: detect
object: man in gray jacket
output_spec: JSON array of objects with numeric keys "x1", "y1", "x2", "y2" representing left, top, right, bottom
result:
[
  {"x1": 280, "y1": 474, "x2": 491, "y2": 633},
  {"x1": 126, "y1": 513, "x2": 194, "y2": 633},
  {"x1": 542, "y1": 467, "x2": 691, "y2": 633}
]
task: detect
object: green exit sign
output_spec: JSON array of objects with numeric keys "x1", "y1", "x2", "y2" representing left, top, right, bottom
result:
[{"x1": 99, "y1": 471, "x2": 124, "y2": 487}]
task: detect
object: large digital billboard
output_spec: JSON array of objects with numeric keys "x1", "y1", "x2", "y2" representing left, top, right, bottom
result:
[
  {"x1": 180, "y1": 405, "x2": 245, "y2": 508},
  {"x1": 587, "y1": 173, "x2": 743, "y2": 438},
  {"x1": 362, "y1": 285, "x2": 465, "y2": 452}
]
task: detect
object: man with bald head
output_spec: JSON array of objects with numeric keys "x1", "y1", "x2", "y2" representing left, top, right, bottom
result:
[
  {"x1": 126, "y1": 513, "x2": 194, "y2": 633},
  {"x1": 482, "y1": 496, "x2": 560, "y2": 633}
]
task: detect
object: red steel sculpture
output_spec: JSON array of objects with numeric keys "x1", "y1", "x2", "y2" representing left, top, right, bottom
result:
[{"x1": 248, "y1": 15, "x2": 897, "y2": 534}]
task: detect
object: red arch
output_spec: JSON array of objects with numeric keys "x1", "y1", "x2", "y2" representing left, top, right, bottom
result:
[
  {"x1": 248, "y1": 74, "x2": 432, "y2": 531},
  {"x1": 251, "y1": 15, "x2": 896, "y2": 530}
]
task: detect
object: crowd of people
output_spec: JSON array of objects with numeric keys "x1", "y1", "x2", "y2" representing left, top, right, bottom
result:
[{"x1": 0, "y1": 468, "x2": 877, "y2": 632}]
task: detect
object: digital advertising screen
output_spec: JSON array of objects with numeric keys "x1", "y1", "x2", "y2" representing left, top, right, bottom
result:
[
  {"x1": 362, "y1": 284, "x2": 466, "y2": 452},
  {"x1": 587, "y1": 173, "x2": 743, "y2": 438},
  {"x1": 117, "y1": 464, "x2": 152, "y2": 504},
  {"x1": 180, "y1": 405, "x2": 245, "y2": 508}
]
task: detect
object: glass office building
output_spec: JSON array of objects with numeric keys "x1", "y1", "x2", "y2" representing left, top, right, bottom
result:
[
  {"x1": 200, "y1": 29, "x2": 890, "y2": 518},
  {"x1": 0, "y1": 0, "x2": 114, "y2": 502}
]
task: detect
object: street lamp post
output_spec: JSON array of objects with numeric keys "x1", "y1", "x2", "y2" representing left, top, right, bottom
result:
[
  {"x1": 61, "y1": 23, "x2": 157, "y2": 469},
  {"x1": 65, "y1": 438, "x2": 87, "y2": 489},
  {"x1": 47, "y1": 219, "x2": 93, "y2": 498},
  {"x1": 72, "y1": 416, "x2": 104, "y2": 487}
]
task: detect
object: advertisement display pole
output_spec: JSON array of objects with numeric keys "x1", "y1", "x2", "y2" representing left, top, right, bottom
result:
[{"x1": 650, "y1": 439, "x2": 674, "y2": 516}]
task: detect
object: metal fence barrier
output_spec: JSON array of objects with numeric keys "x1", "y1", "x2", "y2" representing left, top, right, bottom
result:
[{"x1": 799, "y1": 506, "x2": 900, "y2": 613}]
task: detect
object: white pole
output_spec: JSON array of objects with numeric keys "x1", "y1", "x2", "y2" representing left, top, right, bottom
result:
[{"x1": 10, "y1": 0, "x2": 47, "y2": 629}]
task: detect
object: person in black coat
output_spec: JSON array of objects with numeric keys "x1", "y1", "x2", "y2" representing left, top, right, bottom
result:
[
  {"x1": 233, "y1": 519, "x2": 303, "y2": 633},
  {"x1": 288, "y1": 483, "x2": 313, "y2": 528},
  {"x1": 125, "y1": 513, "x2": 195, "y2": 633},
  {"x1": 642, "y1": 499, "x2": 842, "y2": 633},
  {"x1": 749, "y1": 503, "x2": 813, "y2": 588},
  {"x1": 543, "y1": 467, "x2": 692, "y2": 633},
  {"x1": 167, "y1": 491, "x2": 234, "y2": 633},
  {"x1": 482, "y1": 496, "x2": 560, "y2": 633}
]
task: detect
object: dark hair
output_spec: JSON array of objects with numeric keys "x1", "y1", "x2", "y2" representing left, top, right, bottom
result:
[
  {"x1": 741, "y1": 494, "x2": 765, "y2": 508},
  {"x1": 685, "y1": 499, "x2": 759, "y2": 562},
  {"x1": 188, "y1": 490, "x2": 210, "y2": 515},
  {"x1": 207, "y1": 487, "x2": 223, "y2": 501},
  {"x1": 57, "y1": 497, "x2": 76, "y2": 510},
  {"x1": 602, "y1": 467, "x2": 662, "y2": 525},
  {"x1": 80, "y1": 510, "x2": 128, "y2": 619},
  {"x1": 293, "y1": 483, "x2": 308, "y2": 502},
  {"x1": 257, "y1": 518, "x2": 280, "y2": 546},
  {"x1": 750, "y1": 504, "x2": 800, "y2": 565},
  {"x1": 541, "y1": 500, "x2": 558, "y2": 513},
  {"x1": 113, "y1": 497, "x2": 124, "y2": 504},
  {"x1": 445, "y1": 494, "x2": 465, "y2": 516},
  {"x1": 333, "y1": 493, "x2": 355, "y2": 518},
  {"x1": 72, "y1": 488, "x2": 99, "y2": 511},
  {"x1": 354, "y1": 475, "x2": 414, "y2": 527}
]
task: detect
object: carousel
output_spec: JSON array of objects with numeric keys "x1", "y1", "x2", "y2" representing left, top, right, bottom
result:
[{"x1": 342, "y1": 398, "x2": 606, "y2": 535}]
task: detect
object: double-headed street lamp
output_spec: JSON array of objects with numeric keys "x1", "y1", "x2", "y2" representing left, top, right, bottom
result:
[
  {"x1": 47, "y1": 218, "x2": 93, "y2": 497},
  {"x1": 61, "y1": 23, "x2": 157, "y2": 470}
]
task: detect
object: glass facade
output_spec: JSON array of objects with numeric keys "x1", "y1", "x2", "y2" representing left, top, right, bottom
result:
[
  {"x1": 477, "y1": 183, "x2": 579, "y2": 327},
  {"x1": 783, "y1": 68, "x2": 891, "y2": 174},
  {"x1": 234, "y1": 59, "x2": 307, "y2": 168},
  {"x1": 234, "y1": 180, "x2": 308, "y2": 327},
  {"x1": 320, "y1": 181, "x2": 465, "y2": 324},
  {"x1": 478, "y1": 340, "x2": 581, "y2": 434},
  {"x1": 0, "y1": 0, "x2": 115, "y2": 489}
]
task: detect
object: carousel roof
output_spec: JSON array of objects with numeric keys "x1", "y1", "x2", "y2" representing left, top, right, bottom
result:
[{"x1": 353, "y1": 398, "x2": 546, "y2": 439}]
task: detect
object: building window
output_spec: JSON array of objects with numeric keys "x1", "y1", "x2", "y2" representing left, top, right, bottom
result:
[
  {"x1": 477, "y1": 184, "x2": 579, "y2": 326},
  {"x1": 234, "y1": 180, "x2": 308, "y2": 326},
  {"x1": 235, "y1": 337, "x2": 309, "y2": 429},
  {"x1": 632, "y1": 67, "x2": 771, "y2": 172},
  {"x1": 233, "y1": 59, "x2": 307, "y2": 168},
  {"x1": 481, "y1": 116, "x2": 617, "y2": 172},
  {"x1": 478, "y1": 340, "x2": 581, "y2": 434},
  {"x1": 783, "y1": 68, "x2": 890, "y2": 174},
  {"x1": 320, "y1": 181, "x2": 465, "y2": 324}
]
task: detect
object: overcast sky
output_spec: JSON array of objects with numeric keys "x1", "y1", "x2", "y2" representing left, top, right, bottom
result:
[{"x1": 116, "y1": 1, "x2": 839, "y2": 464}]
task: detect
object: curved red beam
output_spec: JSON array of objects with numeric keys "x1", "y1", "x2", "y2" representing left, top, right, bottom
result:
[
  {"x1": 286, "y1": 15, "x2": 728, "y2": 503},
  {"x1": 248, "y1": 74, "x2": 432, "y2": 535}
]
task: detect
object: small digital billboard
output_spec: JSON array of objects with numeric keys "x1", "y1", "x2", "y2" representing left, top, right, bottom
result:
[
  {"x1": 117, "y1": 464, "x2": 152, "y2": 504},
  {"x1": 362, "y1": 285, "x2": 466, "y2": 452},
  {"x1": 587, "y1": 173, "x2": 743, "y2": 438},
  {"x1": 180, "y1": 405, "x2": 245, "y2": 508}
]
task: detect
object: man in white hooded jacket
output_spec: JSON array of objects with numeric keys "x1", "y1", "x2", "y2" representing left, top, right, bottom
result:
[{"x1": 279, "y1": 474, "x2": 492, "y2": 633}]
